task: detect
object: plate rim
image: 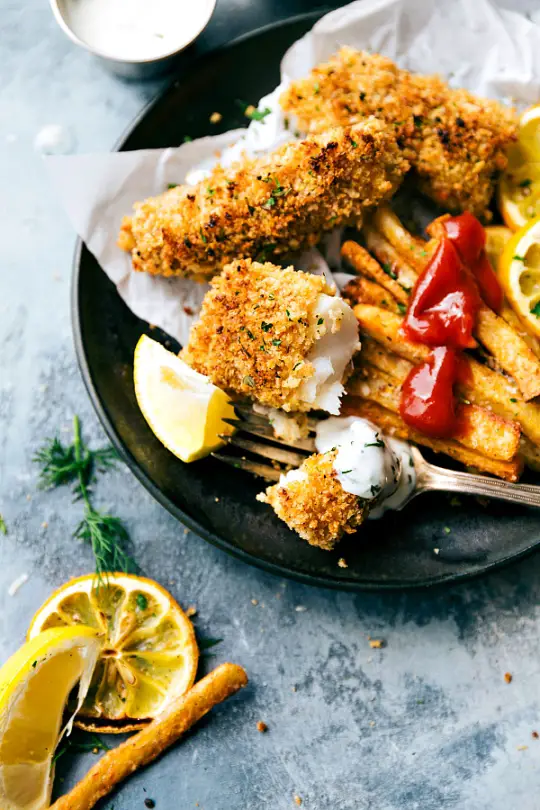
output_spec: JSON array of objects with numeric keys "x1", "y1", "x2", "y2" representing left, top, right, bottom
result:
[{"x1": 71, "y1": 11, "x2": 540, "y2": 591}]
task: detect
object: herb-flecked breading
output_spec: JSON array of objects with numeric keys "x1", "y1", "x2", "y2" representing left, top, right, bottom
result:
[
  {"x1": 181, "y1": 259, "x2": 350, "y2": 411},
  {"x1": 257, "y1": 451, "x2": 367, "y2": 550},
  {"x1": 280, "y1": 47, "x2": 517, "y2": 219},
  {"x1": 118, "y1": 119, "x2": 408, "y2": 278}
]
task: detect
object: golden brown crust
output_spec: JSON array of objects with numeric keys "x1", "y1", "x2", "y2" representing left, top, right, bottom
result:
[
  {"x1": 120, "y1": 119, "x2": 408, "y2": 278},
  {"x1": 258, "y1": 451, "x2": 366, "y2": 550},
  {"x1": 280, "y1": 47, "x2": 517, "y2": 219},
  {"x1": 51, "y1": 663, "x2": 248, "y2": 810},
  {"x1": 182, "y1": 259, "x2": 339, "y2": 411}
]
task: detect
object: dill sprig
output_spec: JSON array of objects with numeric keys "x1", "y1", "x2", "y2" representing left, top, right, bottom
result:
[{"x1": 34, "y1": 416, "x2": 134, "y2": 579}]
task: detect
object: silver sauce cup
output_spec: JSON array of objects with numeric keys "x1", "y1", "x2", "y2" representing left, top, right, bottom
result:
[{"x1": 49, "y1": 0, "x2": 217, "y2": 79}]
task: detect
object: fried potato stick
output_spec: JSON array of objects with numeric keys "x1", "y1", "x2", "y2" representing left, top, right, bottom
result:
[
  {"x1": 341, "y1": 240, "x2": 409, "y2": 305},
  {"x1": 342, "y1": 275, "x2": 402, "y2": 314},
  {"x1": 351, "y1": 364, "x2": 521, "y2": 462},
  {"x1": 341, "y1": 397, "x2": 523, "y2": 482},
  {"x1": 353, "y1": 303, "x2": 540, "y2": 447},
  {"x1": 51, "y1": 663, "x2": 248, "y2": 810}
]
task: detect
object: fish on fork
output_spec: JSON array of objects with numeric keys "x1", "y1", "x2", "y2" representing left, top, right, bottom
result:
[{"x1": 213, "y1": 404, "x2": 540, "y2": 551}]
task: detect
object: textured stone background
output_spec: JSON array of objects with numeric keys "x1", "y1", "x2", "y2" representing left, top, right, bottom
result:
[{"x1": 2, "y1": 1, "x2": 540, "y2": 808}]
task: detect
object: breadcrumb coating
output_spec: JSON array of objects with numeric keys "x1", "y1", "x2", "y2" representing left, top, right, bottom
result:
[
  {"x1": 257, "y1": 451, "x2": 366, "y2": 550},
  {"x1": 280, "y1": 47, "x2": 517, "y2": 219},
  {"x1": 118, "y1": 119, "x2": 408, "y2": 278},
  {"x1": 181, "y1": 259, "x2": 358, "y2": 412}
]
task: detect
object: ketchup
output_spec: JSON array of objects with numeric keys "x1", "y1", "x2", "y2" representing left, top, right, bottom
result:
[
  {"x1": 399, "y1": 213, "x2": 502, "y2": 438},
  {"x1": 442, "y1": 212, "x2": 503, "y2": 313},
  {"x1": 402, "y1": 238, "x2": 479, "y2": 350},
  {"x1": 400, "y1": 347, "x2": 460, "y2": 438}
]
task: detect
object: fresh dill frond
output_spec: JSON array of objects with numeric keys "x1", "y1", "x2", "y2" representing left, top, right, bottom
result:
[
  {"x1": 33, "y1": 416, "x2": 133, "y2": 579},
  {"x1": 74, "y1": 507, "x2": 133, "y2": 580}
]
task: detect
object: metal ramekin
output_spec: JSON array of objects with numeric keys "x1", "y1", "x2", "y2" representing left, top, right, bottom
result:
[{"x1": 49, "y1": 0, "x2": 217, "y2": 79}]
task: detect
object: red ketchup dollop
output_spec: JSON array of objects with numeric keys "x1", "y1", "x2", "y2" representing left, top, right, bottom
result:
[
  {"x1": 399, "y1": 214, "x2": 502, "y2": 438},
  {"x1": 402, "y1": 238, "x2": 479, "y2": 350},
  {"x1": 443, "y1": 211, "x2": 503, "y2": 313}
]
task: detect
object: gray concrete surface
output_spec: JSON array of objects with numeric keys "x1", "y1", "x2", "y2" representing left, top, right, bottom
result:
[{"x1": 2, "y1": 1, "x2": 540, "y2": 808}]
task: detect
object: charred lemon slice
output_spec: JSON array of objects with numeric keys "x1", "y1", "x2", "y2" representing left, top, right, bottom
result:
[{"x1": 27, "y1": 574, "x2": 198, "y2": 732}]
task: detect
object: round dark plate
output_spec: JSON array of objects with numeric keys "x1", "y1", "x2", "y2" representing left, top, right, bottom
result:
[{"x1": 73, "y1": 12, "x2": 540, "y2": 590}]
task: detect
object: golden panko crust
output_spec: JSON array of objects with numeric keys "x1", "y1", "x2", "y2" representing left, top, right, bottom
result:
[
  {"x1": 181, "y1": 259, "x2": 334, "y2": 411},
  {"x1": 119, "y1": 119, "x2": 408, "y2": 278},
  {"x1": 257, "y1": 451, "x2": 366, "y2": 550},
  {"x1": 280, "y1": 47, "x2": 517, "y2": 219}
]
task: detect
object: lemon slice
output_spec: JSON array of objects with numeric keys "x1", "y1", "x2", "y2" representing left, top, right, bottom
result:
[
  {"x1": 498, "y1": 216, "x2": 540, "y2": 338},
  {"x1": 134, "y1": 334, "x2": 235, "y2": 463},
  {"x1": 27, "y1": 573, "x2": 199, "y2": 733},
  {"x1": 498, "y1": 105, "x2": 540, "y2": 230},
  {"x1": 484, "y1": 225, "x2": 513, "y2": 269},
  {"x1": 0, "y1": 626, "x2": 101, "y2": 810}
]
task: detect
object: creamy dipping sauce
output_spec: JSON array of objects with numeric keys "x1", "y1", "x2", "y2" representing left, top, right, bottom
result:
[
  {"x1": 63, "y1": 0, "x2": 214, "y2": 61},
  {"x1": 315, "y1": 416, "x2": 416, "y2": 516}
]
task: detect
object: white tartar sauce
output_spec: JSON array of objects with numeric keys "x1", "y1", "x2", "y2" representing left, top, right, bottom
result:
[
  {"x1": 314, "y1": 416, "x2": 416, "y2": 517},
  {"x1": 63, "y1": 0, "x2": 214, "y2": 61}
]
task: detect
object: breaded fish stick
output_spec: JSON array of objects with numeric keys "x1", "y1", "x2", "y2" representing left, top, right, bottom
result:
[
  {"x1": 257, "y1": 451, "x2": 367, "y2": 550},
  {"x1": 182, "y1": 259, "x2": 359, "y2": 414},
  {"x1": 280, "y1": 48, "x2": 517, "y2": 219},
  {"x1": 118, "y1": 119, "x2": 408, "y2": 278}
]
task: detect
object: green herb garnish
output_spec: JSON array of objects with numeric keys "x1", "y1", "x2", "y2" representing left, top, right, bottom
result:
[
  {"x1": 136, "y1": 593, "x2": 148, "y2": 611},
  {"x1": 0, "y1": 514, "x2": 6, "y2": 535},
  {"x1": 382, "y1": 263, "x2": 398, "y2": 280},
  {"x1": 513, "y1": 255, "x2": 525, "y2": 262},
  {"x1": 261, "y1": 322, "x2": 273, "y2": 332},
  {"x1": 243, "y1": 375, "x2": 255, "y2": 388},
  {"x1": 33, "y1": 416, "x2": 133, "y2": 581}
]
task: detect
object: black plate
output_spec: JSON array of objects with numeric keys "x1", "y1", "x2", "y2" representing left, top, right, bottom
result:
[{"x1": 73, "y1": 12, "x2": 540, "y2": 590}]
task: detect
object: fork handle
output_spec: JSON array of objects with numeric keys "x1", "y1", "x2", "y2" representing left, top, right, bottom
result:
[{"x1": 420, "y1": 464, "x2": 540, "y2": 508}]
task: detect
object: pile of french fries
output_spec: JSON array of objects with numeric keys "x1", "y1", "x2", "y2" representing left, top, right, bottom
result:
[{"x1": 342, "y1": 206, "x2": 540, "y2": 482}]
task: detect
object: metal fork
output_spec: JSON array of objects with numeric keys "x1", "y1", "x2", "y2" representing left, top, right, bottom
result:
[{"x1": 213, "y1": 405, "x2": 540, "y2": 509}]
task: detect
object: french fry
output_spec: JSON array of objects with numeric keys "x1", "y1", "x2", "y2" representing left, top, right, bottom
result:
[
  {"x1": 500, "y1": 302, "x2": 540, "y2": 359},
  {"x1": 475, "y1": 307, "x2": 540, "y2": 401},
  {"x1": 350, "y1": 364, "x2": 521, "y2": 462},
  {"x1": 51, "y1": 663, "x2": 248, "y2": 810},
  {"x1": 342, "y1": 275, "x2": 402, "y2": 313},
  {"x1": 341, "y1": 240, "x2": 409, "y2": 305},
  {"x1": 363, "y1": 225, "x2": 419, "y2": 292},
  {"x1": 354, "y1": 304, "x2": 540, "y2": 447},
  {"x1": 353, "y1": 304, "x2": 428, "y2": 363},
  {"x1": 359, "y1": 339, "x2": 415, "y2": 380},
  {"x1": 520, "y1": 436, "x2": 540, "y2": 473},
  {"x1": 372, "y1": 205, "x2": 435, "y2": 272},
  {"x1": 341, "y1": 396, "x2": 523, "y2": 482}
]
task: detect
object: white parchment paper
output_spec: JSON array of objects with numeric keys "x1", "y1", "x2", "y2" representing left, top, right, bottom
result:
[{"x1": 46, "y1": 0, "x2": 540, "y2": 345}]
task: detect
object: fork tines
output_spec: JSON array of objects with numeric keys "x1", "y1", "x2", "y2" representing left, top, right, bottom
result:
[{"x1": 212, "y1": 406, "x2": 315, "y2": 481}]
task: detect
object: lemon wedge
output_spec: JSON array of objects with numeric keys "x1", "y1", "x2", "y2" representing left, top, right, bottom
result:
[
  {"x1": 27, "y1": 573, "x2": 199, "y2": 732},
  {"x1": 134, "y1": 334, "x2": 235, "y2": 463},
  {"x1": 498, "y1": 105, "x2": 540, "y2": 230},
  {"x1": 498, "y1": 216, "x2": 540, "y2": 338},
  {"x1": 0, "y1": 626, "x2": 101, "y2": 810}
]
